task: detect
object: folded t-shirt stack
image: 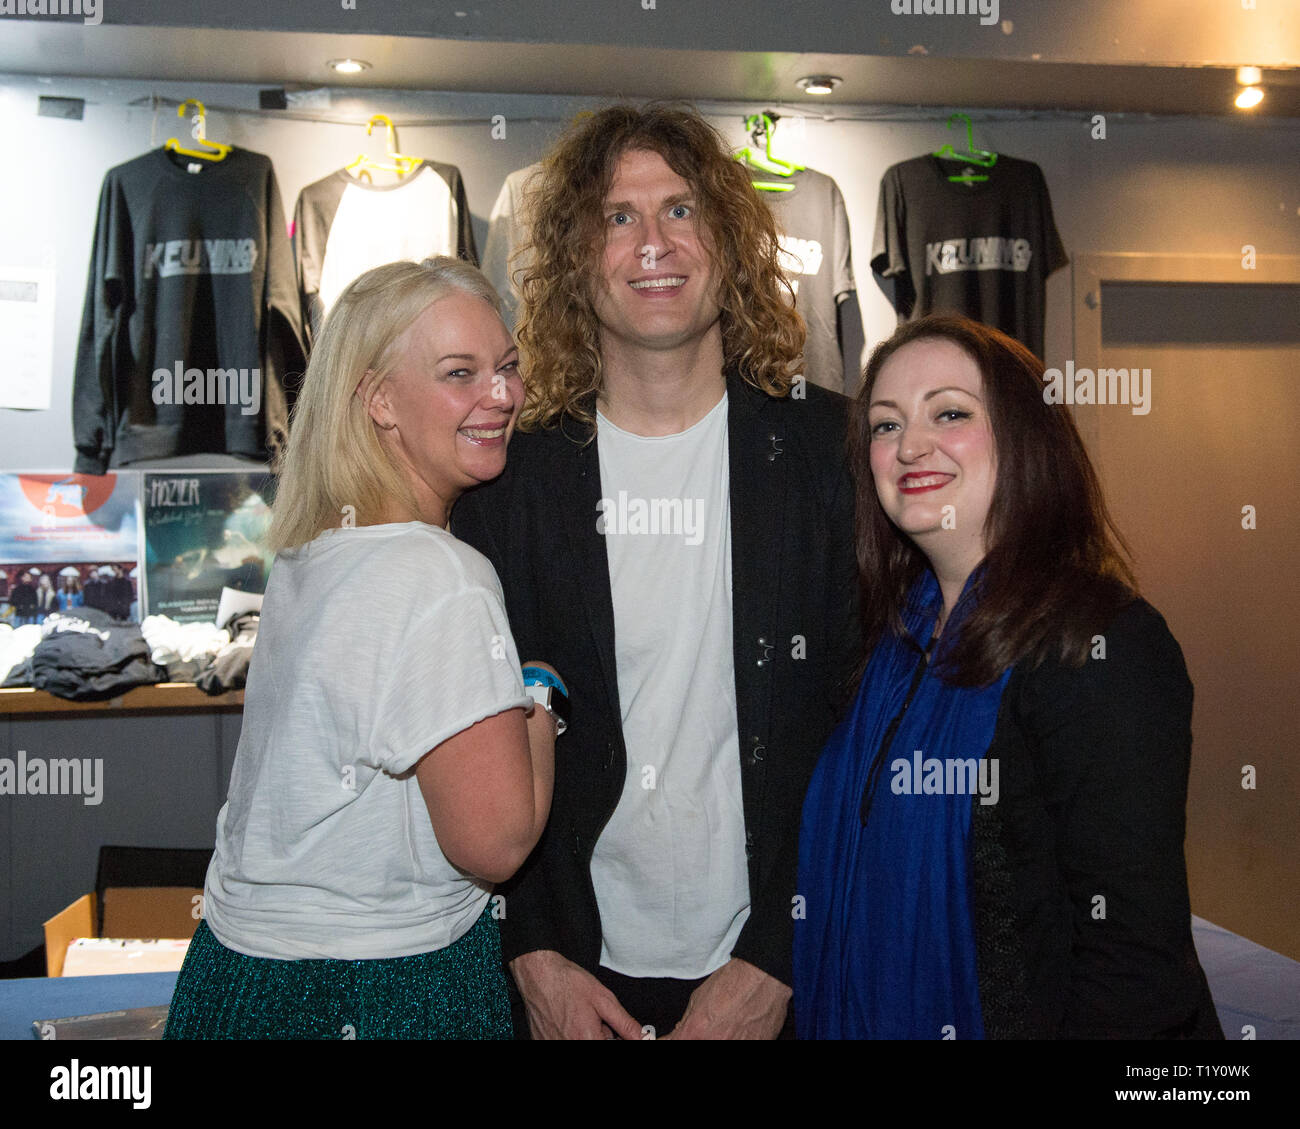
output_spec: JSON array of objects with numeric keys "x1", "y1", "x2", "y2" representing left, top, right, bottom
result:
[
  {"x1": 13, "y1": 609, "x2": 164, "y2": 701},
  {"x1": 0, "y1": 622, "x2": 45, "y2": 686},
  {"x1": 195, "y1": 612, "x2": 259, "y2": 696},
  {"x1": 140, "y1": 615, "x2": 230, "y2": 682}
]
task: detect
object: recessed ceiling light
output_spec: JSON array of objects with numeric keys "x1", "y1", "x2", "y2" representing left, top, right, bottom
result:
[
  {"x1": 796, "y1": 75, "x2": 842, "y2": 96},
  {"x1": 328, "y1": 58, "x2": 372, "y2": 75}
]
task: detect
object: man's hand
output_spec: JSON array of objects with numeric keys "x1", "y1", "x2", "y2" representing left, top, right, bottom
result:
[
  {"x1": 509, "y1": 949, "x2": 644, "y2": 1040},
  {"x1": 660, "y1": 958, "x2": 791, "y2": 1040}
]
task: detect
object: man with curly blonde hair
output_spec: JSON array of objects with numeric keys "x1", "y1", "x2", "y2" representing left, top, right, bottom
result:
[{"x1": 452, "y1": 103, "x2": 862, "y2": 1039}]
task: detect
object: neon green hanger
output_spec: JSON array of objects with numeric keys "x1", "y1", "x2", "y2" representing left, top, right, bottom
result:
[
  {"x1": 738, "y1": 112, "x2": 804, "y2": 191},
  {"x1": 933, "y1": 112, "x2": 997, "y2": 183}
]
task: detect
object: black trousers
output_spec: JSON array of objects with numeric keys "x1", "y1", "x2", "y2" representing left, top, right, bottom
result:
[
  {"x1": 595, "y1": 965, "x2": 706, "y2": 1038},
  {"x1": 508, "y1": 961, "x2": 794, "y2": 1039}
]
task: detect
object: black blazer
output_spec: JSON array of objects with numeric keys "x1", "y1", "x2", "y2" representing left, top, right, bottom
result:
[
  {"x1": 973, "y1": 599, "x2": 1223, "y2": 1038},
  {"x1": 451, "y1": 371, "x2": 863, "y2": 986}
]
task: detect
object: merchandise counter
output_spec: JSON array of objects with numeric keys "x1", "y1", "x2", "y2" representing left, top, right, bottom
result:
[{"x1": 0, "y1": 685, "x2": 244, "y2": 715}]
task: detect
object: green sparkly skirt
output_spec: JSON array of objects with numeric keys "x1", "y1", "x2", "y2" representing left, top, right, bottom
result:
[{"x1": 163, "y1": 904, "x2": 512, "y2": 1040}]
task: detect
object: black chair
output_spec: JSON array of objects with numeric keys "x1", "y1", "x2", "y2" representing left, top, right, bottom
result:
[{"x1": 93, "y1": 846, "x2": 213, "y2": 936}]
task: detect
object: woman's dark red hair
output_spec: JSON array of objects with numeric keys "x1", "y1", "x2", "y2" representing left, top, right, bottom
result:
[{"x1": 849, "y1": 314, "x2": 1138, "y2": 687}]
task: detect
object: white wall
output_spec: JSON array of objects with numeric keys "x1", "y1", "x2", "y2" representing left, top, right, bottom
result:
[{"x1": 1, "y1": 73, "x2": 1297, "y2": 470}]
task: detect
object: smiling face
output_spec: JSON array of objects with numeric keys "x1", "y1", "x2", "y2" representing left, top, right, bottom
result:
[
  {"x1": 364, "y1": 290, "x2": 524, "y2": 526},
  {"x1": 589, "y1": 147, "x2": 723, "y2": 356},
  {"x1": 867, "y1": 337, "x2": 998, "y2": 576}
]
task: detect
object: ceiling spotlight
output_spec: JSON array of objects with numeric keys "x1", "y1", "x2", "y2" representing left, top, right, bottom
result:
[
  {"x1": 328, "y1": 58, "x2": 372, "y2": 75},
  {"x1": 1235, "y1": 85, "x2": 1264, "y2": 110},
  {"x1": 796, "y1": 75, "x2": 842, "y2": 96},
  {"x1": 1234, "y1": 65, "x2": 1264, "y2": 110}
]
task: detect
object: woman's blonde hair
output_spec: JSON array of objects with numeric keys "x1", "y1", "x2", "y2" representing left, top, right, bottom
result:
[{"x1": 267, "y1": 257, "x2": 502, "y2": 552}]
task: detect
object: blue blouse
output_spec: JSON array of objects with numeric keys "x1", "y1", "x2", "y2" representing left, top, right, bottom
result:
[{"x1": 794, "y1": 569, "x2": 1011, "y2": 1039}]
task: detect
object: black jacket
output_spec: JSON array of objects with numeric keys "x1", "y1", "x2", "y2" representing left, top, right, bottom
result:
[
  {"x1": 972, "y1": 599, "x2": 1223, "y2": 1038},
  {"x1": 451, "y1": 371, "x2": 863, "y2": 986},
  {"x1": 9, "y1": 582, "x2": 37, "y2": 614}
]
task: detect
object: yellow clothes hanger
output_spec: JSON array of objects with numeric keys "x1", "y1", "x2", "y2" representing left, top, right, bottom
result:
[
  {"x1": 344, "y1": 114, "x2": 421, "y2": 181},
  {"x1": 164, "y1": 99, "x2": 232, "y2": 162}
]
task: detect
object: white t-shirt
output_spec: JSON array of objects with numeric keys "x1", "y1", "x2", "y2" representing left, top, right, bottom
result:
[
  {"x1": 202, "y1": 522, "x2": 531, "y2": 960},
  {"x1": 590, "y1": 393, "x2": 750, "y2": 979},
  {"x1": 316, "y1": 165, "x2": 457, "y2": 319}
]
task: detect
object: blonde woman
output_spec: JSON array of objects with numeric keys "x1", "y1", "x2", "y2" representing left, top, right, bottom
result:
[
  {"x1": 34, "y1": 573, "x2": 58, "y2": 622},
  {"x1": 165, "y1": 258, "x2": 560, "y2": 1040}
]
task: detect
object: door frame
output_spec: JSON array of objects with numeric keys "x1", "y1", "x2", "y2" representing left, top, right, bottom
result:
[{"x1": 1070, "y1": 251, "x2": 1300, "y2": 450}]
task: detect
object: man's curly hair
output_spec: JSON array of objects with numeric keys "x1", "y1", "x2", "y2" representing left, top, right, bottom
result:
[{"x1": 513, "y1": 102, "x2": 806, "y2": 432}]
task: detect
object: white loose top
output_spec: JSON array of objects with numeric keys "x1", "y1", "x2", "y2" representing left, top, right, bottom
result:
[{"x1": 202, "y1": 522, "x2": 531, "y2": 960}]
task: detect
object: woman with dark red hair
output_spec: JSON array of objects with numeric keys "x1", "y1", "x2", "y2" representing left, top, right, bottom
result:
[{"x1": 795, "y1": 314, "x2": 1221, "y2": 1040}]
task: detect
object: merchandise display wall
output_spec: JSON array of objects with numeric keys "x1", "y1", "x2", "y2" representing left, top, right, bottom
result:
[
  {"x1": 1, "y1": 63, "x2": 1298, "y2": 967},
  {"x1": 5, "y1": 75, "x2": 1300, "y2": 468}
]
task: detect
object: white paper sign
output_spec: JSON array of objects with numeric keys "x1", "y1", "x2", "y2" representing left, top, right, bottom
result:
[
  {"x1": 215, "y1": 585, "x2": 264, "y2": 630},
  {"x1": 0, "y1": 266, "x2": 55, "y2": 411}
]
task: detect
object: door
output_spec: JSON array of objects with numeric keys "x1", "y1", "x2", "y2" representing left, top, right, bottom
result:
[{"x1": 1073, "y1": 252, "x2": 1300, "y2": 961}]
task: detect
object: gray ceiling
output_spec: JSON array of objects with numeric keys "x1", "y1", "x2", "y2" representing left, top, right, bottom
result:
[{"x1": 4, "y1": 21, "x2": 1298, "y2": 118}]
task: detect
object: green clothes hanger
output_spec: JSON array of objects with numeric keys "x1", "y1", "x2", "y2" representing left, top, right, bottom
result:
[
  {"x1": 738, "y1": 112, "x2": 804, "y2": 192},
  {"x1": 933, "y1": 112, "x2": 998, "y2": 183}
]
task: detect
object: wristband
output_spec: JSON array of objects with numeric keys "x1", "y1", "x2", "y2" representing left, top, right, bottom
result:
[
  {"x1": 521, "y1": 665, "x2": 569, "y2": 698},
  {"x1": 522, "y1": 666, "x2": 570, "y2": 735}
]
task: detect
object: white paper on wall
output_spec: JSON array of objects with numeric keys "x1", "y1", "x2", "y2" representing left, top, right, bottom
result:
[{"x1": 0, "y1": 266, "x2": 55, "y2": 411}]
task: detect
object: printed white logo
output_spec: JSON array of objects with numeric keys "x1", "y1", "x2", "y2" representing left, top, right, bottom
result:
[{"x1": 925, "y1": 236, "x2": 1031, "y2": 275}]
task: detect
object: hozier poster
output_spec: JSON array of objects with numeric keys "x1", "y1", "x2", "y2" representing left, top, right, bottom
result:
[{"x1": 143, "y1": 472, "x2": 276, "y2": 624}]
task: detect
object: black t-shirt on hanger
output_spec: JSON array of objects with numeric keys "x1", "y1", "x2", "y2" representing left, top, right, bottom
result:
[
  {"x1": 72, "y1": 147, "x2": 306, "y2": 475},
  {"x1": 872, "y1": 154, "x2": 1067, "y2": 359}
]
